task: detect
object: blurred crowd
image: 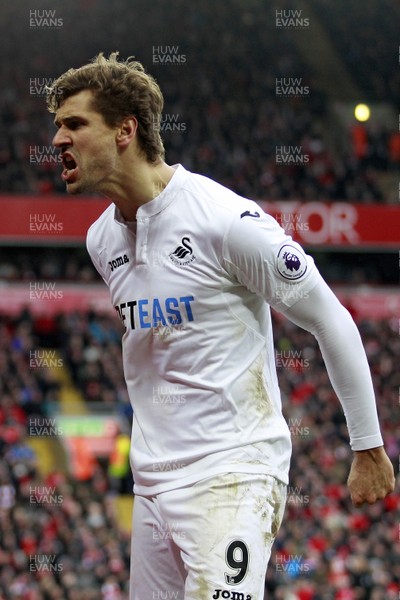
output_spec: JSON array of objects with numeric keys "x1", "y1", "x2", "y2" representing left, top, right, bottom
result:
[
  {"x1": 0, "y1": 248, "x2": 98, "y2": 285},
  {"x1": 0, "y1": 308, "x2": 398, "y2": 599},
  {"x1": 0, "y1": 463, "x2": 130, "y2": 600},
  {"x1": 0, "y1": 311, "x2": 130, "y2": 599},
  {"x1": 0, "y1": 0, "x2": 398, "y2": 201},
  {"x1": 59, "y1": 311, "x2": 130, "y2": 416},
  {"x1": 309, "y1": 0, "x2": 400, "y2": 105}
]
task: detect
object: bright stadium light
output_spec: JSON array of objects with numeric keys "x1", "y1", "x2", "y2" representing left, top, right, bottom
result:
[{"x1": 354, "y1": 103, "x2": 371, "y2": 122}]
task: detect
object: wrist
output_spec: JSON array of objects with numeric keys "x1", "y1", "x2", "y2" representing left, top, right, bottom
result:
[
  {"x1": 354, "y1": 446, "x2": 384, "y2": 455},
  {"x1": 353, "y1": 446, "x2": 387, "y2": 463}
]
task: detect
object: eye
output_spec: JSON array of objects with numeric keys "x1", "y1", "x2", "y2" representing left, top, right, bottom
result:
[{"x1": 68, "y1": 120, "x2": 82, "y2": 130}]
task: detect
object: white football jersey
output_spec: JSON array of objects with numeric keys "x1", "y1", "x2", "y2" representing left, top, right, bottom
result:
[{"x1": 87, "y1": 164, "x2": 320, "y2": 495}]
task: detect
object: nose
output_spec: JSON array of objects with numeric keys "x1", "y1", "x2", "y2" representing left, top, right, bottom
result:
[{"x1": 52, "y1": 126, "x2": 70, "y2": 148}]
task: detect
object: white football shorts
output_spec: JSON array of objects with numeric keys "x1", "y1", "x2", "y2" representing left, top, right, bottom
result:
[{"x1": 129, "y1": 472, "x2": 287, "y2": 600}]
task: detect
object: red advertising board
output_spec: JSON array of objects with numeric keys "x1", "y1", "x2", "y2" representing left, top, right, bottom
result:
[
  {"x1": 259, "y1": 200, "x2": 400, "y2": 248},
  {"x1": 0, "y1": 195, "x2": 109, "y2": 244},
  {"x1": 0, "y1": 195, "x2": 399, "y2": 248}
]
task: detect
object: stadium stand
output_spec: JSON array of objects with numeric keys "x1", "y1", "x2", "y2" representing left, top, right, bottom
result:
[
  {"x1": 308, "y1": 0, "x2": 400, "y2": 105},
  {"x1": 0, "y1": 0, "x2": 398, "y2": 200},
  {"x1": 0, "y1": 308, "x2": 398, "y2": 598}
]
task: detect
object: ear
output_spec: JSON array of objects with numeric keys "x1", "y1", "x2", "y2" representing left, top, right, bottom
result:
[{"x1": 116, "y1": 116, "x2": 138, "y2": 148}]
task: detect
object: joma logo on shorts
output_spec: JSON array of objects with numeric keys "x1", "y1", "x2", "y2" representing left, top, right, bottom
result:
[
  {"x1": 109, "y1": 254, "x2": 129, "y2": 272},
  {"x1": 213, "y1": 591, "x2": 251, "y2": 600}
]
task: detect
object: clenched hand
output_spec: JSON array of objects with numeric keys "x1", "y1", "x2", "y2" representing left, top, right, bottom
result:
[{"x1": 347, "y1": 446, "x2": 395, "y2": 507}]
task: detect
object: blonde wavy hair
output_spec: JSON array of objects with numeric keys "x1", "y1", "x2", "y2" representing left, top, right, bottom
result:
[{"x1": 46, "y1": 52, "x2": 165, "y2": 163}]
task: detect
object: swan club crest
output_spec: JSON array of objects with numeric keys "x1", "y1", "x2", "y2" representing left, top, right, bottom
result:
[{"x1": 169, "y1": 236, "x2": 196, "y2": 266}]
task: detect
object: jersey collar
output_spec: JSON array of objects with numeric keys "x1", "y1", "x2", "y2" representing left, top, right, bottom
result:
[{"x1": 113, "y1": 163, "x2": 188, "y2": 225}]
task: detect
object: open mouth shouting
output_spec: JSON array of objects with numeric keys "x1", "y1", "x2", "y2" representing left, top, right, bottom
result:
[{"x1": 61, "y1": 152, "x2": 78, "y2": 183}]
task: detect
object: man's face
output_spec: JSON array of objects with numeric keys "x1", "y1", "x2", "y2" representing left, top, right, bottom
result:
[{"x1": 52, "y1": 90, "x2": 119, "y2": 195}]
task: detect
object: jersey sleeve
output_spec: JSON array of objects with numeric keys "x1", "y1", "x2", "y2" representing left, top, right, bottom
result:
[
  {"x1": 222, "y1": 203, "x2": 383, "y2": 451},
  {"x1": 222, "y1": 204, "x2": 319, "y2": 310},
  {"x1": 283, "y1": 278, "x2": 384, "y2": 451}
]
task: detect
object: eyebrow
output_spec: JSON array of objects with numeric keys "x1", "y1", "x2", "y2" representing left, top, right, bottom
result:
[{"x1": 53, "y1": 115, "x2": 88, "y2": 128}]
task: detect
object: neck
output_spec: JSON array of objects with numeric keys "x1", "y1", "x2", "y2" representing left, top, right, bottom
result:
[{"x1": 102, "y1": 159, "x2": 176, "y2": 221}]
